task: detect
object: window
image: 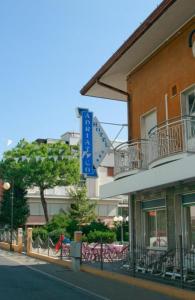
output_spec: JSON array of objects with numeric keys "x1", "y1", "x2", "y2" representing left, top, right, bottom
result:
[
  {"x1": 107, "y1": 167, "x2": 114, "y2": 177},
  {"x1": 188, "y1": 90, "x2": 195, "y2": 116},
  {"x1": 190, "y1": 206, "x2": 195, "y2": 248},
  {"x1": 182, "y1": 86, "x2": 195, "y2": 117},
  {"x1": 183, "y1": 205, "x2": 195, "y2": 249},
  {"x1": 146, "y1": 209, "x2": 167, "y2": 248},
  {"x1": 97, "y1": 204, "x2": 117, "y2": 217},
  {"x1": 182, "y1": 194, "x2": 195, "y2": 248},
  {"x1": 29, "y1": 203, "x2": 44, "y2": 216},
  {"x1": 141, "y1": 110, "x2": 157, "y2": 139},
  {"x1": 181, "y1": 87, "x2": 195, "y2": 149}
]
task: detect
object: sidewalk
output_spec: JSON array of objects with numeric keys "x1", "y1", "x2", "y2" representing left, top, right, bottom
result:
[{"x1": 0, "y1": 249, "x2": 173, "y2": 300}]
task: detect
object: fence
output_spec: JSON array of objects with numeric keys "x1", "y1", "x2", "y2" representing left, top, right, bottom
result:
[
  {"x1": 0, "y1": 229, "x2": 18, "y2": 245},
  {"x1": 79, "y1": 240, "x2": 195, "y2": 290},
  {"x1": 1, "y1": 229, "x2": 195, "y2": 291},
  {"x1": 32, "y1": 234, "x2": 71, "y2": 260}
]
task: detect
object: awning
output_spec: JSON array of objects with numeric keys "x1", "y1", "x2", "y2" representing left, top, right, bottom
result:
[{"x1": 100, "y1": 154, "x2": 195, "y2": 198}]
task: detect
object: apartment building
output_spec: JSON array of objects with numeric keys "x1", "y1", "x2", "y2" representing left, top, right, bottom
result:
[
  {"x1": 27, "y1": 132, "x2": 127, "y2": 226},
  {"x1": 81, "y1": 0, "x2": 195, "y2": 250}
]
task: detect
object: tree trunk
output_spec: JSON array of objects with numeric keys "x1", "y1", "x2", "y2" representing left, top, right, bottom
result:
[{"x1": 40, "y1": 187, "x2": 49, "y2": 223}]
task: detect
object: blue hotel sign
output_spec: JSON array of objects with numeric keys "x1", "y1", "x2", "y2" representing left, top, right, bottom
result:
[{"x1": 77, "y1": 108, "x2": 97, "y2": 177}]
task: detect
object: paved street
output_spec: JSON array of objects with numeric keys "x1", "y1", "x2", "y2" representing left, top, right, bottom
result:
[{"x1": 0, "y1": 249, "x2": 175, "y2": 300}]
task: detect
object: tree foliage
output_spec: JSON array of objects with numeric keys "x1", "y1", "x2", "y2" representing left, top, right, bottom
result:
[
  {"x1": 0, "y1": 186, "x2": 29, "y2": 229},
  {"x1": 81, "y1": 220, "x2": 110, "y2": 236},
  {"x1": 0, "y1": 152, "x2": 30, "y2": 229},
  {"x1": 68, "y1": 186, "x2": 96, "y2": 227},
  {"x1": 0, "y1": 139, "x2": 80, "y2": 223}
]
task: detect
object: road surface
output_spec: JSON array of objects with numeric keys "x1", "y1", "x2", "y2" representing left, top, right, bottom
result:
[{"x1": 0, "y1": 249, "x2": 175, "y2": 300}]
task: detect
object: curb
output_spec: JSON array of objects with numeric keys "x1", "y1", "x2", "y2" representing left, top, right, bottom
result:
[
  {"x1": 29, "y1": 251, "x2": 195, "y2": 300},
  {"x1": 2, "y1": 247, "x2": 194, "y2": 300},
  {"x1": 28, "y1": 252, "x2": 72, "y2": 269},
  {"x1": 80, "y1": 265, "x2": 195, "y2": 300}
]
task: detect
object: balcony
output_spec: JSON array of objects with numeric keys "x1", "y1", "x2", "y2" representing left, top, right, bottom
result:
[
  {"x1": 148, "y1": 116, "x2": 195, "y2": 167},
  {"x1": 114, "y1": 140, "x2": 148, "y2": 178},
  {"x1": 114, "y1": 117, "x2": 195, "y2": 179}
]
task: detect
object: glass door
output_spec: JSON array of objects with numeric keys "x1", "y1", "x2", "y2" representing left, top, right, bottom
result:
[
  {"x1": 184, "y1": 205, "x2": 195, "y2": 249},
  {"x1": 184, "y1": 87, "x2": 195, "y2": 150},
  {"x1": 145, "y1": 209, "x2": 167, "y2": 248}
]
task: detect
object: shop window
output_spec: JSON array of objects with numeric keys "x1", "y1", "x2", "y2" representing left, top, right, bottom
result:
[
  {"x1": 190, "y1": 206, "x2": 195, "y2": 248},
  {"x1": 146, "y1": 209, "x2": 167, "y2": 248},
  {"x1": 184, "y1": 205, "x2": 195, "y2": 249}
]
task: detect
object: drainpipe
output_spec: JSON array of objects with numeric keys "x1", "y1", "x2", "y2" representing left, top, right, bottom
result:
[
  {"x1": 96, "y1": 79, "x2": 131, "y2": 140},
  {"x1": 165, "y1": 93, "x2": 168, "y2": 124},
  {"x1": 128, "y1": 193, "x2": 135, "y2": 275}
]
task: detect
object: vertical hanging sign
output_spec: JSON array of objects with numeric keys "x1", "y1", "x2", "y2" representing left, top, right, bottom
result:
[{"x1": 77, "y1": 108, "x2": 97, "y2": 177}]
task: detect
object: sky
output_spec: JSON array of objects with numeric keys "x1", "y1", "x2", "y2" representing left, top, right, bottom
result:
[{"x1": 0, "y1": 0, "x2": 161, "y2": 155}]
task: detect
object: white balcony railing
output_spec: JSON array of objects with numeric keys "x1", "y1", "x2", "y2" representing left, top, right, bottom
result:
[
  {"x1": 114, "y1": 140, "x2": 148, "y2": 176},
  {"x1": 148, "y1": 116, "x2": 195, "y2": 165},
  {"x1": 114, "y1": 117, "x2": 195, "y2": 178}
]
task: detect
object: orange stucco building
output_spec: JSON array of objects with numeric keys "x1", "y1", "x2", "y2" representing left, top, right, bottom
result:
[
  {"x1": 128, "y1": 18, "x2": 195, "y2": 139},
  {"x1": 81, "y1": 0, "x2": 195, "y2": 284}
]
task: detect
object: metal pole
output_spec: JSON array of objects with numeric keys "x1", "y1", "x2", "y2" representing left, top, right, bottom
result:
[
  {"x1": 100, "y1": 237, "x2": 103, "y2": 270},
  {"x1": 47, "y1": 235, "x2": 50, "y2": 257},
  {"x1": 60, "y1": 235, "x2": 63, "y2": 260},
  {"x1": 121, "y1": 222, "x2": 124, "y2": 244},
  {"x1": 129, "y1": 194, "x2": 136, "y2": 276},
  {"x1": 179, "y1": 235, "x2": 184, "y2": 288},
  {"x1": 38, "y1": 235, "x2": 40, "y2": 254},
  {"x1": 10, "y1": 184, "x2": 14, "y2": 251}
]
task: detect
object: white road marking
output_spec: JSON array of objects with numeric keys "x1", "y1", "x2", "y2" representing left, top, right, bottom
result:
[{"x1": 0, "y1": 251, "x2": 110, "y2": 300}]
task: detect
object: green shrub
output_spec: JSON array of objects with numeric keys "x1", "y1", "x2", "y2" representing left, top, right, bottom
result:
[
  {"x1": 66, "y1": 219, "x2": 79, "y2": 239},
  {"x1": 87, "y1": 230, "x2": 116, "y2": 243},
  {"x1": 81, "y1": 220, "x2": 109, "y2": 236},
  {"x1": 46, "y1": 213, "x2": 69, "y2": 232},
  {"x1": 32, "y1": 227, "x2": 48, "y2": 241},
  {"x1": 81, "y1": 234, "x2": 88, "y2": 242},
  {"x1": 114, "y1": 222, "x2": 129, "y2": 242},
  {"x1": 124, "y1": 231, "x2": 129, "y2": 242}
]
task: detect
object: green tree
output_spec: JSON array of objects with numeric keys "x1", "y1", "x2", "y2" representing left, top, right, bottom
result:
[
  {"x1": 1, "y1": 139, "x2": 80, "y2": 223},
  {"x1": 0, "y1": 154, "x2": 29, "y2": 228},
  {"x1": 46, "y1": 212, "x2": 70, "y2": 232},
  {"x1": 0, "y1": 185, "x2": 29, "y2": 229},
  {"x1": 68, "y1": 186, "x2": 96, "y2": 228}
]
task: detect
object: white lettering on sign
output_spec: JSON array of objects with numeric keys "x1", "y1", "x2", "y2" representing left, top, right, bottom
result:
[{"x1": 93, "y1": 117, "x2": 112, "y2": 169}]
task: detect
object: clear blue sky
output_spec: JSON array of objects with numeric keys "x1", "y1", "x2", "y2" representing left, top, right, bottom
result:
[{"x1": 0, "y1": 0, "x2": 161, "y2": 154}]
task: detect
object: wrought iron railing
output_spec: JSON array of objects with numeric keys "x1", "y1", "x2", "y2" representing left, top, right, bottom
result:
[
  {"x1": 114, "y1": 117, "x2": 195, "y2": 177},
  {"x1": 120, "y1": 246, "x2": 195, "y2": 289},
  {"x1": 148, "y1": 116, "x2": 195, "y2": 164},
  {"x1": 114, "y1": 140, "x2": 149, "y2": 176},
  {"x1": 32, "y1": 235, "x2": 71, "y2": 259},
  {"x1": 0, "y1": 229, "x2": 17, "y2": 244}
]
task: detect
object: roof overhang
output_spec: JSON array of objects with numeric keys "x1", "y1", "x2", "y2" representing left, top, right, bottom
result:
[{"x1": 80, "y1": 0, "x2": 195, "y2": 101}]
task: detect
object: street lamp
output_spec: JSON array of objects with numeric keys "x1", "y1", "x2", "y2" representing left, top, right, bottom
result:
[{"x1": 3, "y1": 181, "x2": 14, "y2": 251}]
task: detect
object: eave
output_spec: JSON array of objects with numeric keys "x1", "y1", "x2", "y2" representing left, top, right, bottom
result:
[{"x1": 80, "y1": 0, "x2": 195, "y2": 101}]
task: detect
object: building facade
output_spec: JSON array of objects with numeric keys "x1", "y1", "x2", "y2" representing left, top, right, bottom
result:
[
  {"x1": 81, "y1": 0, "x2": 195, "y2": 251},
  {"x1": 27, "y1": 132, "x2": 127, "y2": 226}
]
